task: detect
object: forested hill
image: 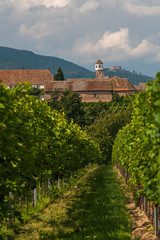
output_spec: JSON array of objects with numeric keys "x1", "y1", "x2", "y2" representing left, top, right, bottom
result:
[
  {"x1": 104, "y1": 68, "x2": 153, "y2": 85},
  {"x1": 0, "y1": 46, "x2": 153, "y2": 84},
  {"x1": 0, "y1": 46, "x2": 94, "y2": 79}
]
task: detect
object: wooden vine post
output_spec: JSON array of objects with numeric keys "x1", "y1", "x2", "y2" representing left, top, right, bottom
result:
[{"x1": 154, "y1": 206, "x2": 159, "y2": 238}]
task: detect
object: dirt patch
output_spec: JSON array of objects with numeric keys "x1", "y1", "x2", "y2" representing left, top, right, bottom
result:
[{"x1": 115, "y1": 166, "x2": 156, "y2": 240}]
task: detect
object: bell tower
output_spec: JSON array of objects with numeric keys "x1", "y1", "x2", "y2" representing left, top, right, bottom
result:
[{"x1": 95, "y1": 59, "x2": 104, "y2": 79}]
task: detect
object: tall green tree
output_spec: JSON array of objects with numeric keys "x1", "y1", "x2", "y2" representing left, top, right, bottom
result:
[
  {"x1": 49, "y1": 89, "x2": 60, "y2": 110},
  {"x1": 82, "y1": 102, "x2": 110, "y2": 126},
  {"x1": 54, "y1": 67, "x2": 64, "y2": 81},
  {"x1": 60, "y1": 89, "x2": 84, "y2": 126},
  {"x1": 49, "y1": 89, "x2": 85, "y2": 126}
]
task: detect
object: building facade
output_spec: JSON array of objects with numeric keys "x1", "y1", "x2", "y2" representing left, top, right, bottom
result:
[
  {"x1": 0, "y1": 61, "x2": 138, "y2": 102},
  {"x1": 45, "y1": 60, "x2": 137, "y2": 102},
  {"x1": 0, "y1": 69, "x2": 54, "y2": 89}
]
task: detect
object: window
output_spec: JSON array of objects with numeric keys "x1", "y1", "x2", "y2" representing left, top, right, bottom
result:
[{"x1": 94, "y1": 93, "x2": 99, "y2": 99}]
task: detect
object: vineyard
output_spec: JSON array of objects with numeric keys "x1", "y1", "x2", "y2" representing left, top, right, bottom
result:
[
  {"x1": 112, "y1": 75, "x2": 160, "y2": 236},
  {"x1": 0, "y1": 82, "x2": 101, "y2": 227},
  {"x1": 1, "y1": 76, "x2": 160, "y2": 239}
]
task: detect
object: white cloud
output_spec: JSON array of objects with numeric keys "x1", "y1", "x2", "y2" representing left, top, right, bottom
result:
[
  {"x1": 43, "y1": 0, "x2": 70, "y2": 8},
  {"x1": 19, "y1": 22, "x2": 51, "y2": 39},
  {"x1": 74, "y1": 28, "x2": 160, "y2": 62},
  {"x1": 131, "y1": 40, "x2": 158, "y2": 56},
  {"x1": 1, "y1": 0, "x2": 160, "y2": 76},
  {"x1": 76, "y1": 28, "x2": 129, "y2": 55},
  {"x1": 94, "y1": 28, "x2": 129, "y2": 50},
  {"x1": 79, "y1": 1, "x2": 99, "y2": 13},
  {"x1": 7, "y1": 0, "x2": 69, "y2": 11},
  {"x1": 154, "y1": 52, "x2": 160, "y2": 61},
  {"x1": 125, "y1": 2, "x2": 160, "y2": 17},
  {"x1": 100, "y1": 0, "x2": 122, "y2": 9}
]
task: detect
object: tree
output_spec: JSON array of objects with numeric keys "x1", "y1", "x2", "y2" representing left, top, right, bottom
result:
[
  {"x1": 28, "y1": 87, "x2": 44, "y2": 99},
  {"x1": 48, "y1": 89, "x2": 60, "y2": 110},
  {"x1": 54, "y1": 67, "x2": 64, "y2": 81},
  {"x1": 156, "y1": 71, "x2": 160, "y2": 80},
  {"x1": 86, "y1": 107, "x2": 132, "y2": 164},
  {"x1": 82, "y1": 102, "x2": 110, "y2": 126},
  {"x1": 48, "y1": 89, "x2": 84, "y2": 126},
  {"x1": 60, "y1": 89, "x2": 84, "y2": 126}
]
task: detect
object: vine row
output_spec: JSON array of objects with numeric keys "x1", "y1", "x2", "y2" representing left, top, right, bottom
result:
[
  {"x1": 112, "y1": 76, "x2": 160, "y2": 205},
  {"x1": 0, "y1": 82, "x2": 101, "y2": 223}
]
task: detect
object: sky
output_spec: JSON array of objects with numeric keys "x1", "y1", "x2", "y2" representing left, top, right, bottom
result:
[{"x1": 0, "y1": 0, "x2": 160, "y2": 77}]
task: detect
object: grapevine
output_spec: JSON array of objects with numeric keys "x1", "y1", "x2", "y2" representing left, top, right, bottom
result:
[
  {"x1": 112, "y1": 76, "x2": 160, "y2": 205},
  {"x1": 0, "y1": 82, "x2": 101, "y2": 223}
]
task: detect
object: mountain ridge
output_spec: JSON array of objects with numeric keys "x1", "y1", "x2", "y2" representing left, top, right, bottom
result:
[{"x1": 0, "y1": 46, "x2": 153, "y2": 85}]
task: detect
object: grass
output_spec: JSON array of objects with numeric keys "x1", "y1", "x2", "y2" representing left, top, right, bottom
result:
[{"x1": 2, "y1": 165, "x2": 132, "y2": 240}]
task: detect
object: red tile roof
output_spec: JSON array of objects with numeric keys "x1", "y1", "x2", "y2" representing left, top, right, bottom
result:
[
  {"x1": 45, "y1": 76, "x2": 137, "y2": 92},
  {"x1": 111, "y1": 76, "x2": 136, "y2": 91},
  {"x1": 95, "y1": 59, "x2": 103, "y2": 64},
  {"x1": 0, "y1": 69, "x2": 54, "y2": 85}
]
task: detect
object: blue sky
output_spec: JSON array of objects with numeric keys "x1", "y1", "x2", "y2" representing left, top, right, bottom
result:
[{"x1": 1, "y1": 0, "x2": 160, "y2": 77}]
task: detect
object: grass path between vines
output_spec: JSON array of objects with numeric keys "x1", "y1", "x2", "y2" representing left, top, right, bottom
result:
[{"x1": 14, "y1": 165, "x2": 132, "y2": 240}]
